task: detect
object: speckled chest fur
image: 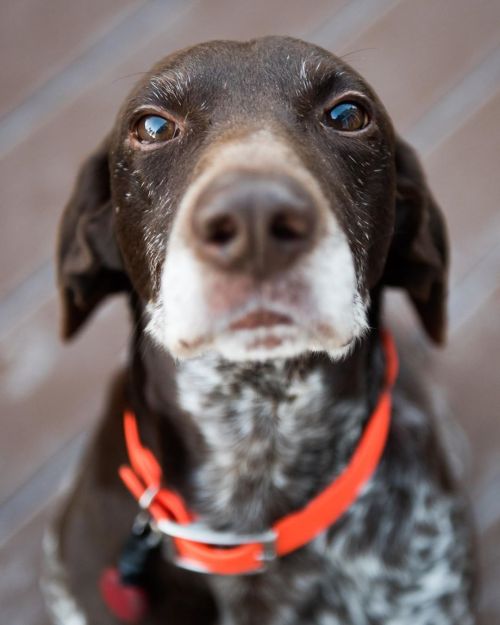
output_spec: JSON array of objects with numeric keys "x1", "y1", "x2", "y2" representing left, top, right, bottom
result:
[{"x1": 172, "y1": 346, "x2": 475, "y2": 625}]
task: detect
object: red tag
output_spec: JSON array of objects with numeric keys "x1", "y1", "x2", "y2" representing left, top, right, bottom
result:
[{"x1": 99, "y1": 567, "x2": 149, "y2": 623}]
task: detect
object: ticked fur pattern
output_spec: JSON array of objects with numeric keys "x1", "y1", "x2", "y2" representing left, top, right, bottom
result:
[{"x1": 173, "y1": 350, "x2": 475, "y2": 625}]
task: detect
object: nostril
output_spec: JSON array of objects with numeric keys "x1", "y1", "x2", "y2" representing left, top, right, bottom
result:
[
  {"x1": 270, "y1": 212, "x2": 310, "y2": 242},
  {"x1": 204, "y1": 215, "x2": 238, "y2": 246},
  {"x1": 191, "y1": 173, "x2": 318, "y2": 273}
]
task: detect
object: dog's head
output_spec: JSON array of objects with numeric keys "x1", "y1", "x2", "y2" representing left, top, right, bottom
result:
[{"x1": 58, "y1": 37, "x2": 448, "y2": 361}]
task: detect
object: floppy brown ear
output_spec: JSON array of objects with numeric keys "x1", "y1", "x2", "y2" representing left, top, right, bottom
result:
[
  {"x1": 382, "y1": 137, "x2": 449, "y2": 344},
  {"x1": 57, "y1": 137, "x2": 129, "y2": 340}
]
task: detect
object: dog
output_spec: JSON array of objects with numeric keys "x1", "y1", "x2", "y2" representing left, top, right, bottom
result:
[{"x1": 42, "y1": 36, "x2": 476, "y2": 625}]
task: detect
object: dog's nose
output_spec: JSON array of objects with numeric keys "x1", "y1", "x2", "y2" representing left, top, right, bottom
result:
[{"x1": 190, "y1": 172, "x2": 319, "y2": 277}]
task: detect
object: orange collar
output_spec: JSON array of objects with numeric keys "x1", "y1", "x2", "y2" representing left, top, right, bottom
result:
[{"x1": 119, "y1": 330, "x2": 398, "y2": 576}]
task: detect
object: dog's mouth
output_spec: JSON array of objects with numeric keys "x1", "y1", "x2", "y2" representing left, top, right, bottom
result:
[
  {"x1": 174, "y1": 300, "x2": 341, "y2": 361},
  {"x1": 228, "y1": 309, "x2": 293, "y2": 331},
  {"x1": 225, "y1": 308, "x2": 296, "y2": 354}
]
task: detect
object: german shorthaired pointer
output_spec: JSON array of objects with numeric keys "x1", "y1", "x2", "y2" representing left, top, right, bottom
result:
[{"x1": 42, "y1": 37, "x2": 476, "y2": 625}]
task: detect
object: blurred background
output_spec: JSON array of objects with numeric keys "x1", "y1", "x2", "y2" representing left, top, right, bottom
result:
[{"x1": 0, "y1": 0, "x2": 499, "y2": 623}]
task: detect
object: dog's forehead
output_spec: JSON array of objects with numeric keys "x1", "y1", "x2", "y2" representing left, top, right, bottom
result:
[{"x1": 129, "y1": 37, "x2": 368, "y2": 111}]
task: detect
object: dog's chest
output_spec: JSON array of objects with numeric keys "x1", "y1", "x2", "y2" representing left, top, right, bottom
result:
[{"x1": 175, "y1": 355, "x2": 361, "y2": 531}]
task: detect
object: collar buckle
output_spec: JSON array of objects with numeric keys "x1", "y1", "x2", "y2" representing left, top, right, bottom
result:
[{"x1": 157, "y1": 518, "x2": 277, "y2": 574}]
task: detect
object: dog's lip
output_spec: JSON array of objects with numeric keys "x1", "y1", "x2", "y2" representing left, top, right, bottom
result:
[
  {"x1": 229, "y1": 309, "x2": 293, "y2": 331},
  {"x1": 175, "y1": 309, "x2": 296, "y2": 354},
  {"x1": 174, "y1": 317, "x2": 352, "y2": 358}
]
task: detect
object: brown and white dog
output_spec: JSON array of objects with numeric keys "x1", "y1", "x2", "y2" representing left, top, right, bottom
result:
[{"x1": 43, "y1": 37, "x2": 476, "y2": 624}]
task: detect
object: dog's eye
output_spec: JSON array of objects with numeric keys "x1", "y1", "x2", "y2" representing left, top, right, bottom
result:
[
  {"x1": 134, "y1": 114, "x2": 178, "y2": 143},
  {"x1": 325, "y1": 102, "x2": 369, "y2": 131}
]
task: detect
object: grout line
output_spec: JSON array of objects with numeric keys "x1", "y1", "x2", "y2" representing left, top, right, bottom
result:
[
  {"x1": 407, "y1": 45, "x2": 500, "y2": 155},
  {"x1": 0, "y1": 430, "x2": 89, "y2": 548},
  {"x1": 0, "y1": 261, "x2": 54, "y2": 339},
  {"x1": 0, "y1": 0, "x2": 148, "y2": 125},
  {"x1": 309, "y1": 0, "x2": 400, "y2": 49},
  {"x1": 449, "y1": 239, "x2": 500, "y2": 336},
  {"x1": 0, "y1": 0, "x2": 194, "y2": 158}
]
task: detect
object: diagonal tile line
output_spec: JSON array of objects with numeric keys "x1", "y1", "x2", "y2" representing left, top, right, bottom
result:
[
  {"x1": 449, "y1": 230, "x2": 500, "y2": 336},
  {"x1": 0, "y1": 0, "x2": 195, "y2": 158},
  {"x1": 0, "y1": 0, "x2": 148, "y2": 125},
  {"x1": 407, "y1": 45, "x2": 500, "y2": 155},
  {"x1": 0, "y1": 430, "x2": 88, "y2": 548},
  {"x1": 0, "y1": 261, "x2": 54, "y2": 339},
  {"x1": 309, "y1": 0, "x2": 400, "y2": 49},
  {"x1": 407, "y1": 46, "x2": 500, "y2": 338},
  {"x1": 0, "y1": 337, "x2": 129, "y2": 547}
]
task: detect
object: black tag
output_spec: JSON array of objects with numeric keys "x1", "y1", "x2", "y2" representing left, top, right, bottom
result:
[{"x1": 118, "y1": 513, "x2": 161, "y2": 585}]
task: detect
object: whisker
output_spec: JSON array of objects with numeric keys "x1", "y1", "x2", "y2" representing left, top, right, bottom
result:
[
  {"x1": 338, "y1": 47, "x2": 377, "y2": 61},
  {"x1": 111, "y1": 71, "x2": 150, "y2": 85}
]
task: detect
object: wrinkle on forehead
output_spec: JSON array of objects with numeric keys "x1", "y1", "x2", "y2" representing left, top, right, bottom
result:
[{"x1": 134, "y1": 37, "x2": 373, "y2": 114}]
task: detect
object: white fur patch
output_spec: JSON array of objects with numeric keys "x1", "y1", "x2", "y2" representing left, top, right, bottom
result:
[
  {"x1": 145, "y1": 129, "x2": 368, "y2": 362},
  {"x1": 40, "y1": 529, "x2": 88, "y2": 625}
]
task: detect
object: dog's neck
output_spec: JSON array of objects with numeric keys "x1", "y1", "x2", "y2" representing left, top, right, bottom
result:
[{"x1": 128, "y1": 300, "x2": 385, "y2": 534}]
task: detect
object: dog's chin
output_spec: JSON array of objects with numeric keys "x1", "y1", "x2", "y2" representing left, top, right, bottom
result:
[
  {"x1": 215, "y1": 329, "x2": 356, "y2": 362},
  {"x1": 212, "y1": 326, "x2": 315, "y2": 362},
  {"x1": 166, "y1": 323, "x2": 358, "y2": 363}
]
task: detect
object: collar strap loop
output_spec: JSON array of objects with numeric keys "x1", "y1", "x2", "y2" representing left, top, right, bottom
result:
[{"x1": 119, "y1": 330, "x2": 398, "y2": 575}]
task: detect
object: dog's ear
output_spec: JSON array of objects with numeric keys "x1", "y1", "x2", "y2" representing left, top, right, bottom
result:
[
  {"x1": 57, "y1": 137, "x2": 129, "y2": 340},
  {"x1": 382, "y1": 137, "x2": 449, "y2": 344}
]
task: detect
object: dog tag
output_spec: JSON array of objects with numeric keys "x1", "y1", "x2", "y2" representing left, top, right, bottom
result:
[
  {"x1": 119, "y1": 513, "x2": 161, "y2": 585},
  {"x1": 100, "y1": 566, "x2": 149, "y2": 623}
]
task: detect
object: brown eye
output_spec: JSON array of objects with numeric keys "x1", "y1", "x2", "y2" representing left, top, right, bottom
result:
[
  {"x1": 135, "y1": 114, "x2": 178, "y2": 143},
  {"x1": 325, "y1": 101, "x2": 369, "y2": 131}
]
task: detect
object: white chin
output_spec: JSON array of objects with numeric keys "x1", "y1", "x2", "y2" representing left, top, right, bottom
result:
[
  {"x1": 215, "y1": 328, "x2": 313, "y2": 362},
  {"x1": 173, "y1": 327, "x2": 358, "y2": 363}
]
